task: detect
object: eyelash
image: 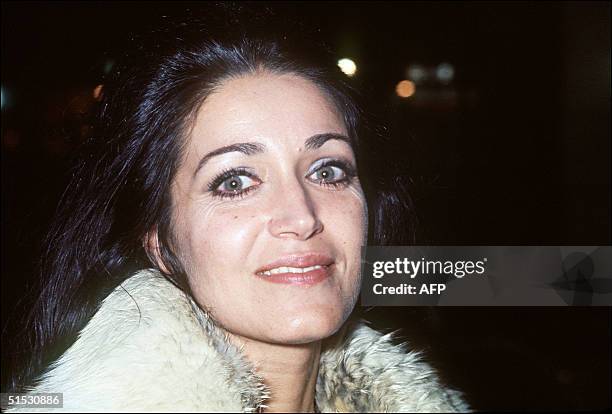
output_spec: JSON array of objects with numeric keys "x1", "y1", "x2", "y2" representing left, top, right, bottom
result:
[
  {"x1": 207, "y1": 159, "x2": 357, "y2": 200},
  {"x1": 208, "y1": 168, "x2": 258, "y2": 200},
  {"x1": 311, "y1": 159, "x2": 357, "y2": 189}
]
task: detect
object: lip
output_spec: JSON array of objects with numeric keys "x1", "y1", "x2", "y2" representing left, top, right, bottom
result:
[{"x1": 255, "y1": 253, "x2": 335, "y2": 285}]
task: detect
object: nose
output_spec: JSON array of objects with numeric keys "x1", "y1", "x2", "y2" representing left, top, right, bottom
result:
[{"x1": 267, "y1": 177, "x2": 324, "y2": 240}]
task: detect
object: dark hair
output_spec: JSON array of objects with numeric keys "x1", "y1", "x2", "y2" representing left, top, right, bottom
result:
[{"x1": 9, "y1": 5, "x2": 415, "y2": 391}]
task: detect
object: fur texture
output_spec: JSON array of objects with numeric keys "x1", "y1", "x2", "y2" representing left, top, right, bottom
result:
[{"x1": 11, "y1": 270, "x2": 469, "y2": 412}]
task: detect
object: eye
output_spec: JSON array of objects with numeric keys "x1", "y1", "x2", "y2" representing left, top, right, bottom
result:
[
  {"x1": 217, "y1": 175, "x2": 257, "y2": 193},
  {"x1": 310, "y1": 165, "x2": 346, "y2": 183},
  {"x1": 208, "y1": 168, "x2": 261, "y2": 199},
  {"x1": 307, "y1": 159, "x2": 356, "y2": 188}
]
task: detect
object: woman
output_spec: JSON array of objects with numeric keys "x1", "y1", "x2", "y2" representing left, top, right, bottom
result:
[{"x1": 8, "y1": 7, "x2": 469, "y2": 413}]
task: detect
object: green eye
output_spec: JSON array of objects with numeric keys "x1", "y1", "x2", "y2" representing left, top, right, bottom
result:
[
  {"x1": 306, "y1": 159, "x2": 356, "y2": 189},
  {"x1": 209, "y1": 168, "x2": 261, "y2": 200},
  {"x1": 311, "y1": 165, "x2": 346, "y2": 183},
  {"x1": 218, "y1": 175, "x2": 257, "y2": 192}
]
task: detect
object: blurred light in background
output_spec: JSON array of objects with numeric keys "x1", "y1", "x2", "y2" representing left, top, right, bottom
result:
[
  {"x1": 93, "y1": 84, "x2": 104, "y2": 101},
  {"x1": 1, "y1": 86, "x2": 6, "y2": 110},
  {"x1": 407, "y1": 64, "x2": 427, "y2": 83},
  {"x1": 396, "y1": 80, "x2": 415, "y2": 98},
  {"x1": 436, "y1": 62, "x2": 455, "y2": 84},
  {"x1": 337, "y1": 58, "x2": 357, "y2": 77}
]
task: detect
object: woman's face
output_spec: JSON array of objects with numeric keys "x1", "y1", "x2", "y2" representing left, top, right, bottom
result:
[{"x1": 169, "y1": 72, "x2": 367, "y2": 344}]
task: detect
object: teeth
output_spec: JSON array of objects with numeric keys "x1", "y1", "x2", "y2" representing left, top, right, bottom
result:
[{"x1": 260, "y1": 265, "x2": 324, "y2": 276}]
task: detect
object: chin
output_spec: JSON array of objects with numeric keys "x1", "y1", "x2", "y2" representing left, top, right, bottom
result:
[
  {"x1": 267, "y1": 307, "x2": 349, "y2": 345},
  {"x1": 272, "y1": 285, "x2": 358, "y2": 343}
]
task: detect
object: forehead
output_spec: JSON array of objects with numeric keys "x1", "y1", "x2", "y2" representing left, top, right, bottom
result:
[{"x1": 188, "y1": 72, "x2": 347, "y2": 152}]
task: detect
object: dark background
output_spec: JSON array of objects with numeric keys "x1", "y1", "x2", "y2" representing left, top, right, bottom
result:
[{"x1": 2, "y1": 1, "x2": 610, "y2": 411}]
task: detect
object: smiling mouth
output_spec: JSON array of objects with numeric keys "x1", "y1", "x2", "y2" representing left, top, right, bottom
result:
[
  {"x1": 256, "y1": 264, "x2": 333, "y2": 285},
  {"x1": 259, "y1": 264, "x2": 325, "y2": 276},
  {"x1": 255, "y1": 254, "x2": 334, "y2": 285}
]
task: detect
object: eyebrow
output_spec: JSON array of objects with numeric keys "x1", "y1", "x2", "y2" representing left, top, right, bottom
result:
[
  {"x1": 192, "y1": 132, "x2": 351, "y2": 179},
  {"x1": 304, "y1": 132, "x2": 352, "y2": 150}
]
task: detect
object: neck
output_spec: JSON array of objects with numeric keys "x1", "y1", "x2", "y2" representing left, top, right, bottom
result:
[{"x1": 227, "y1": 333, "x2": 321, "y2": 413}]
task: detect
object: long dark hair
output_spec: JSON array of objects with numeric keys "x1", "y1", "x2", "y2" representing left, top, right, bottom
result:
[{"x1": 8, "y1": 4, "x2": 415, "y2": 391}]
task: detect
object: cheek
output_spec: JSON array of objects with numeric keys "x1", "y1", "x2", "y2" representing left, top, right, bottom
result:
[
  {"x1": 338, "y1": 187, "x2": 367, "y2": 317},
  {"x1": 325, "y1": 185, "x2": 368, "y2": 248},
  {"x1": 175, "y1": 201, "x2": 262, "y2": 298},
  {"x1": 319, "y1": 186, "x2": 367, "y2": 294}
]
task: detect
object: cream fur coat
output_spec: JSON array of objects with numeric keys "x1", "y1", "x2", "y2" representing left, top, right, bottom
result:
[{"x1": 12, "y1": 270, "x2": 469, "y2": 412}]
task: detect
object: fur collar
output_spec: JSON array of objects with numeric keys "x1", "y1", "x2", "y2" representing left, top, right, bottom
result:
[{"x1": 18, "y1": 270, "x2": 469, "y2": 412}]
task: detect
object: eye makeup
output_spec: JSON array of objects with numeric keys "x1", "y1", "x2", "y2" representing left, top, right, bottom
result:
[
  {"x1": 305, "y1": 158, "x2": 357, "y2": 189},
  {"x1": 207, "y1": 157, "x2": 358, "y2": 200},
  {"x1": 207, "y1": 167, "x2": 260, "y2": 200}
]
